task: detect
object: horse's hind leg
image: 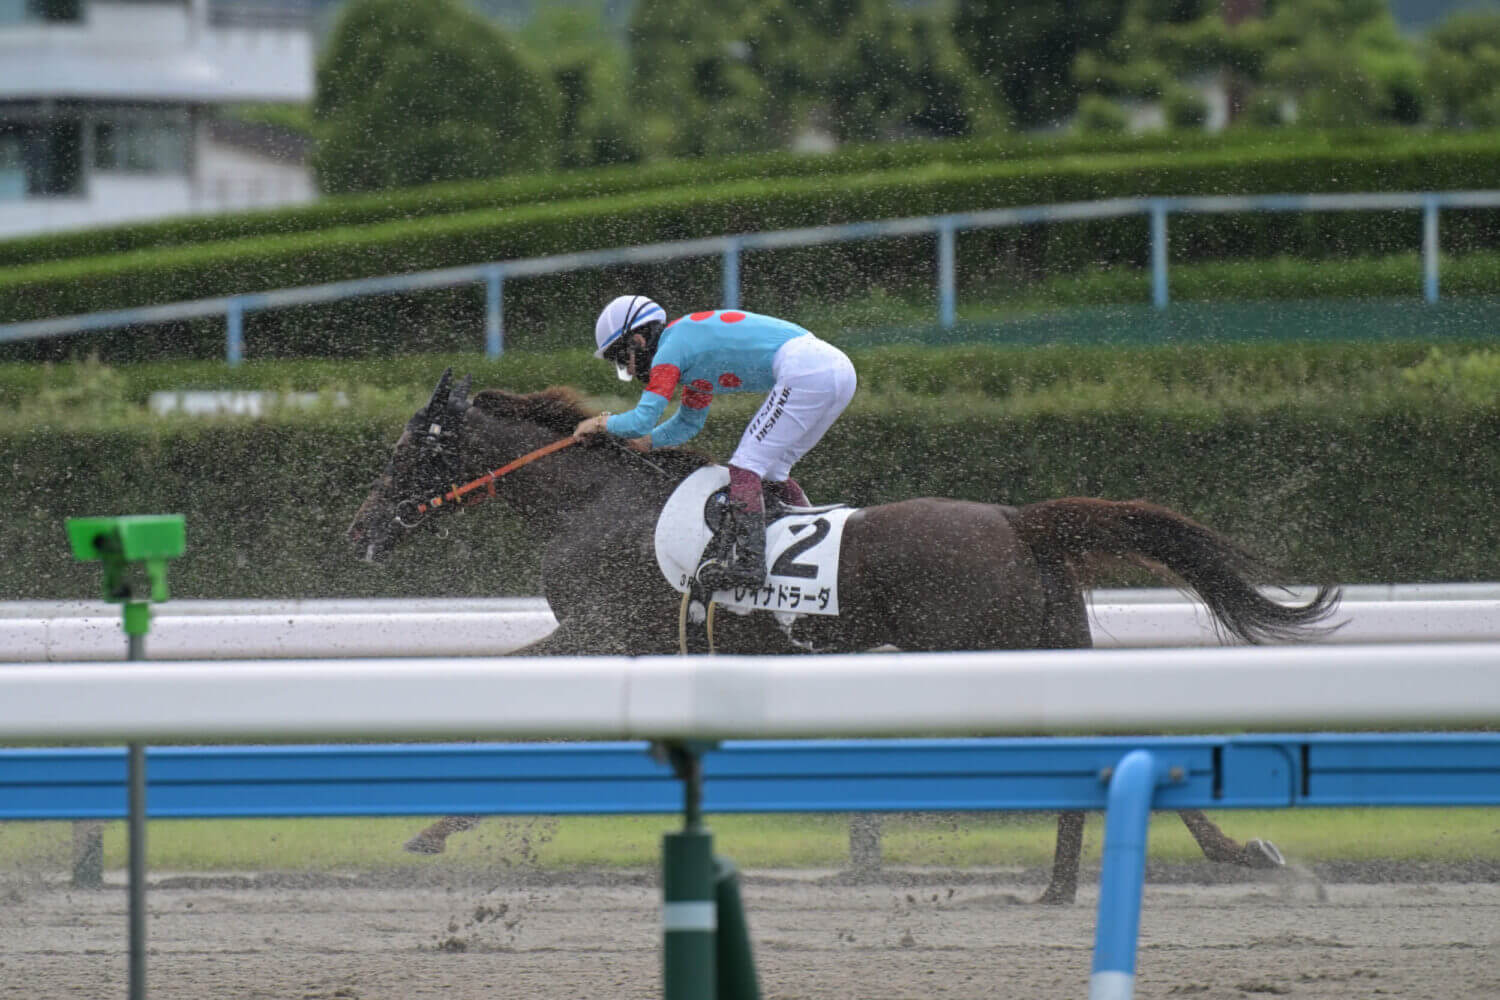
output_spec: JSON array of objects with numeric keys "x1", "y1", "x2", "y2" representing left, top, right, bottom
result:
[
  {"x1": 508, "y1": 617, "x2": 626, "y2": 656},
  {"x1": 404, "y1": 815, "x2": 483, "y2": 855},
  {"x1": 1033, "y1": 555, "x2": 1094, "y2": 903},
  {"x1": 1178, "y1": 809, "x2": 1284, "y2": 868},
  {"x1": 1037, "y1": 811, "x2": 1086, "y2": 904}
]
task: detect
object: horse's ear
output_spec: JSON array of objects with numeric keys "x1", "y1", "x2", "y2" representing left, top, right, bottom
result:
[
  {"x1": 450, "y1": 374, "x2": 473, "y2": 414},
  {"x1": 424, "y1": 368, "x2": 454, "y2": 416}
]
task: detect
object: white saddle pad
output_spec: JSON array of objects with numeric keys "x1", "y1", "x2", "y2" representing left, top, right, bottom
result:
[{"x1": 654, "y1": 466, "x2": 856, "y2": 616}]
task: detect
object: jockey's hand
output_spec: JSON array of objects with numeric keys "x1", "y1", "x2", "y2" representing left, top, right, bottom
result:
[
  {"x1": 572, "y1": 414, "x2": 610, "y2": 438},
  {"x1": 625, "y1": 436, "x2": 652, "y2": 453}
]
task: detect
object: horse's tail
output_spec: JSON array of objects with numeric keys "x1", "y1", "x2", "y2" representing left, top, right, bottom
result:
[{"x1": 1010, "y1": 497, "x2": 1340, "y2": 644}]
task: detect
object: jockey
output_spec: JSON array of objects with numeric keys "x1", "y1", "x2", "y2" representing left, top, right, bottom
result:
[{"x1": 574, "y1": 294, "x2": 857, "y2": 591}]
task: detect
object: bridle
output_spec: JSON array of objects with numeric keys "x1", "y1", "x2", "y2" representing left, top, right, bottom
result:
[
  {"x1": 402, "y1": 435, "x2": 578, "y2": 522},
  {"x1": 386, "y1": 368, "x2": 580, "y2": 530},
  {"x1": 387, "y1": 367, "x2": 669, "y2": 533}
]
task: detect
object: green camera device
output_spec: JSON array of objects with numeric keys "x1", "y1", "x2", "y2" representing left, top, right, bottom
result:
[{"x1": 66, "y1": 515, "x2": 186, "y2": 633}]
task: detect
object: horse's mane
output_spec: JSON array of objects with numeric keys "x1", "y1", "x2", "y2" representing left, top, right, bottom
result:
[
  {"x1": 471, "y1": 386, "x2": 713, "y2": 477},
  {"x1": 473, "y1": 386, "x2": 594, "y2": 436}
]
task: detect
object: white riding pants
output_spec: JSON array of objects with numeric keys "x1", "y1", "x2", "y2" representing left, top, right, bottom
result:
[{"x1": 729, "y1": 335, "x2": 857, "y2": 482}]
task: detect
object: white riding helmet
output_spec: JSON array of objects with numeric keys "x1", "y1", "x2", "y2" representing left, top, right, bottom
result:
[{"x1": 594, "y1": 294, "x2": 666, "y2": 381}]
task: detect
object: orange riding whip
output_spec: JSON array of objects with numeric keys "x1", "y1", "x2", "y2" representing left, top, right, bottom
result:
[{"x1": 415, "y1": 436, "x2": 577, "y2": 515}]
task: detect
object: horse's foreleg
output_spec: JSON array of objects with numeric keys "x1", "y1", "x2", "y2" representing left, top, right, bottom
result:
[
  {"x1": 508, "y1": 614, "x2": 657, "y2": 656},
  {"x1": 1037, "y1": 810, "x2": 1085, "y2": 904},
  {"x1": 401, "y1": 623, "x2": 599, "y2": 855},
  {"x1": 1177, "y1": 809, "x2": 1284, "y2": 868},
  {"x1": 404, "y1": 815, "x2": 483, "y2": 855}
]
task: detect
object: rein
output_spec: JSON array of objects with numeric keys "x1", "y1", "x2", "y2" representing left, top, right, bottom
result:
[{"x1": 414, "y1": 436, "x2": 577, "y2": 515}]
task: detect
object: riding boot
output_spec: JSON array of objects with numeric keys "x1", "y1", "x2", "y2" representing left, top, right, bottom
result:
[
  {"x1": 697, "y1": 506, "x2": 767, "y2": 592},
  {"x1": 723, "y1": 508, "x2": 767, "y2": 589}
]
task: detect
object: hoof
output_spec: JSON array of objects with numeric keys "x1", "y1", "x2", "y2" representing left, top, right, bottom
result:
[
  {"x1": 403, "y1": 833, "x2": 447, "y2": 855},
  {"x1": 1035, "y1": 885, "x2": 1076, "y2": 905},
  {"x1": 1242, "y1": 838, "x2": 1285, "y2": 869}
]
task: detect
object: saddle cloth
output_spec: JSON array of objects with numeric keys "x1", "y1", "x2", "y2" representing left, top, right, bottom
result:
[{"x1": 654, "y1": 465, "x2": 856, "y2": 616}]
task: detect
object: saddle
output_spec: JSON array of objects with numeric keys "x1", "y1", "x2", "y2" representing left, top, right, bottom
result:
[
  {"x1": 654, "y1": 465, "x2": 855, "y2": 625},
  {"x1": 692, "y1": 488, "x2": 843, "y2": 590}
]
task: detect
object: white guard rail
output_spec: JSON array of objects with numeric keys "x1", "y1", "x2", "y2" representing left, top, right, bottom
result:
[
  {"x1": 2, "y1": 643, "x2": 1499, "y2": 743},
  {"x1": 3, "y1": 586, "x2": 1498, "y2": 662}
]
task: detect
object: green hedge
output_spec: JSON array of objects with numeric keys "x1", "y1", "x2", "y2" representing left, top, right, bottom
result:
[
  {"x1": 5, "y1": 400, "x2": 1495, "y2": 602},
  {"x1": 0, "y1": 127, "x2": 1433, "y2": 270},
  {"x1": 4, "y1": 343, "x2": 1498, "y2": 601},
  {"x1": 6, "y1": 137, "x2": 1500, "y2": 361}
]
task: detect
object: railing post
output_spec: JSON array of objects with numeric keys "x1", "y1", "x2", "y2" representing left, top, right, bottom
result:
[
  {"x1": 714, "y1": 855, "x2": 762, "y2": 1000},
  {"x1": 722, "y1": 238, "x2": 741, "y2": 310},
  {"x1": 225, "y1": 298, "x2": 244, "y2": 366},
  {"x1": 658, "y1": 741, "x2": 717, "y2": 1000},
  {"x1": 1423, "y1": 195, "x2": 1440, "y2": 305},
  {"x1": 64, "y1": 514, "x2": 185, "y2": 1000},
  {"x1": 937, "y1": 218, "x2": 957, "y2": 329},
  {"x1": 849, "y1": 813, "x2": 882, "y2": 875},
  {"x1": 1090, "y1": 749, "x2": 1167, "y2": 1000},
  {"x1": 485, "y1": 267, "x2": 505, "y2": 358},
  {"x1": 1149, "y1": 201, "x2": 1169, "y2": 309}
]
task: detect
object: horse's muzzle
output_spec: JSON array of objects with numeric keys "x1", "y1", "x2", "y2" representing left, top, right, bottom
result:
[{"x1": 347, "y1": 518, "x2": 396, "y2": 564}]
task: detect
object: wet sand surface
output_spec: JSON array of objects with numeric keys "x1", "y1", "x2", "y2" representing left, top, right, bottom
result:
[{"x1": 3, "y1": 865, "x2": 1498, "y2": 999}]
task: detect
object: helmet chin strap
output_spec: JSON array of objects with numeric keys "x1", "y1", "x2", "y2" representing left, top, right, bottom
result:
[{"x1": 614, "y1": 340, "x2": 649, "y2": 382}]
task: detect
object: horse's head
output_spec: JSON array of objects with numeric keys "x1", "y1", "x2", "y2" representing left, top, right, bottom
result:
[{"x1": 347, "y1": 367, "x2": 473, "y2": 563}]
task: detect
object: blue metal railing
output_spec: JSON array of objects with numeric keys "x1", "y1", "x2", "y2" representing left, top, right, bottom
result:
[
  {"x1": 6, "y1": 734, "x2": 1499, "y2": 1000},
  {"x1": 3, "y1": 190, "x2": 1498, "y2": 365}
]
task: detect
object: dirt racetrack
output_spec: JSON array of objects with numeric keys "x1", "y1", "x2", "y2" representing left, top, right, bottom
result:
[{"x1": 3, "y1": 863, "x2": 1499, "y2": 1000}]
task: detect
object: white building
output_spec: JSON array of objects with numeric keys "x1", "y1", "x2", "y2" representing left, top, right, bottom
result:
[{"x1": 0, "y1": 0, "x2": 316, "y2": 239}]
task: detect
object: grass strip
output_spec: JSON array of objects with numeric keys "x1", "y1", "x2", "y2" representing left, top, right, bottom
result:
[{"x1": 3, "y1": 809, "x2": 1496, "y2": 873}]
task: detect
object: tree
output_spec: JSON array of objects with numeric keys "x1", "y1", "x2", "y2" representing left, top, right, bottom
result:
[
  {"x1": 313, "y1": 0, "x2": 561, "y2": 194},
  {"x1": 1424, "y1": 10, "x2": 1500, "y2": 126},
  {"x1": 1253, "y1": 0, "x2": 1426, "y2": 126},
  {"x1": 953, "y1": 0, "x2": 1130, "y2": 130},
  {"x1": 520, "y1": 2, "x2": 644, "y2": 168},
  {"x1": 629, "y1": 0, "x2": 1000, "y2": 158},
  {"x1": 1073, "y1": 0, "x2": 1236, "y2": 101},
  {"x1": 1071, "y1": 0, "x2": 1426, "y2": 130},
  {"x1": 755, "y1": 0, "x2": 1002, "y2": 144},
  {"x1": 627, "y1": 0, "x2": 769, "y2": 158},
  {"x1": 1069, "y1": 0, "x2": 1252, "y2": 128}
]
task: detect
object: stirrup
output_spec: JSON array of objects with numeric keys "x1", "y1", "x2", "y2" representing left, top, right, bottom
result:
[{"x1": 695, "y1": 558, "x2": 763, "y2": 593}]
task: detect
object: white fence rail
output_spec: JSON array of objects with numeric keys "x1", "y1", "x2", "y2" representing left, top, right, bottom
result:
[
  {"x1": 5, "y1": 586, "x2": 1499, "y2": 662},
  {"x1": 3, "y1": 643, "x2": 1499, "y2": 743}
]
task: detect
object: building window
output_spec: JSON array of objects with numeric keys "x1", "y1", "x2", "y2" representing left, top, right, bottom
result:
[
  {"x1": 0, "y1": 119, "x2": 82, "y2": 199},
  {"x1": 93, "y1": 117, "x2": 188, "y2": 174},
  {"x1": 0, "y1": 0, "x2": 83, "y2": 24}
]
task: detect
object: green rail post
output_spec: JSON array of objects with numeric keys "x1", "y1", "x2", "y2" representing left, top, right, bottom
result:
[
  {"x1": 660, "y1": 741, "x2": 716, "y2": 1000},
  {"x1": 714, "y1": 855, "x2": 761, "y2": 1000},
  {"x1": 66, "y1": 514, "x2": 186, "y2": 1000},
  {"x1": 655, "y1": 741, "x2": 762, "y2": 1000}
]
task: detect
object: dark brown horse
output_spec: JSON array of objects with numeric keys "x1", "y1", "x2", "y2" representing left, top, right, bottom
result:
[{"x1": 348, "y1": 372, "x2": 1339, "y2": 902}]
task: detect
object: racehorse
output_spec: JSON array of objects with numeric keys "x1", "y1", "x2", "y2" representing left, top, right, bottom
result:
[{"x1": 348, "y1": 371, "x2": 1339, "y2": 903}]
